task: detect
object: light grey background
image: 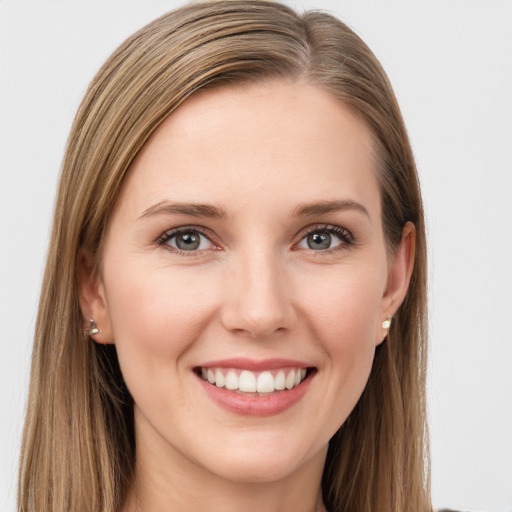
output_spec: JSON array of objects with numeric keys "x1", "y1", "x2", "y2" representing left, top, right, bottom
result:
[{"x1": 1, "y1": 1, "x2": 511, "y2": 511}]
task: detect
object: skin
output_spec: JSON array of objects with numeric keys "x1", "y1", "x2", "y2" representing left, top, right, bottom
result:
[{"x1": 80, "y1": 80, "x2": 415, "y2": 512}]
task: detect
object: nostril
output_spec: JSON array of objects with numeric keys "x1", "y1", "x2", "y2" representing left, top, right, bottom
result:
[
  {"x1": 228, "y1": 324, "x2": 290, "y2": 340},
  {"x1": 219, "y1": 274, "x2": 297, "y2": 337}
]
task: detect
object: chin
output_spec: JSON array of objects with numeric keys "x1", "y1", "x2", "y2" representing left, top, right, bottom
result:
[
  {"x1": 187, "y1": 429, "x2": 328, "y2": 485},
  {"x1": 204, "y1": 450, "x2": 315, "y2": 484}
]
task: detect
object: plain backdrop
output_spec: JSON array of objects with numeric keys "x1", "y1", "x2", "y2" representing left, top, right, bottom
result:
[{"x1": 1, "y1": 1, "x2": 511, "y2": 511}]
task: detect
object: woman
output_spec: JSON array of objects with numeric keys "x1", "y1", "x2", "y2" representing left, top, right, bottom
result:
[{"x1": 18, "y1": 1, "x2": 429, "y2": 511}]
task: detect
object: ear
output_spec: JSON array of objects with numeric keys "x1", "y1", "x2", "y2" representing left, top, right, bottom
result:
[
  {"x1": 376, "y1": 221, "x2": 416, "y2": 344},
  {"x1": 78, "y1": 250, "x2": 115, "y2": 344}
]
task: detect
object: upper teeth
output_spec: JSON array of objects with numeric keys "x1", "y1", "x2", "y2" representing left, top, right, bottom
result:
[{"x1": 200, "y1": 367, "x2": 307, "y2": 393}]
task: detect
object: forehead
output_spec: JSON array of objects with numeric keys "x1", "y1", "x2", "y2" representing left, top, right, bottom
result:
[{"x1": 115, "y1": 80, "x2": 380, "y2": 220}]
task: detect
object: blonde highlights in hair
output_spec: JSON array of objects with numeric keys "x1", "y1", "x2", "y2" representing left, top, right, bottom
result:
[{"x1": 19, "y1": 2, "x2": 430, "y2": 511}]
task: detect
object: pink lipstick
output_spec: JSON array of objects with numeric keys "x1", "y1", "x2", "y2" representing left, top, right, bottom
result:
[{"x1": 195, "y1": 358, "x2": 315, "y2": 416}]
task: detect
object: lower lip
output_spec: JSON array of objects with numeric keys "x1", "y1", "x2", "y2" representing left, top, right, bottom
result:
[{"x1": 197, "y1": 373, "x2": 313, "y2": 417}]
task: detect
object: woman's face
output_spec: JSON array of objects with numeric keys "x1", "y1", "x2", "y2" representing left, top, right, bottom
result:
[{"x1": 84, "y1": 81, "x2": 412, "y2": 485}]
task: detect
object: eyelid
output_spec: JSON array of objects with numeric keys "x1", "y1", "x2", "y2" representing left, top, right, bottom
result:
[
  {"x1": 155, "y1": 225, "x2": 221, "y2": 254},
  {"x1": 294, "y1": 223, "x2": 355, "y2": 251},
  {"x1": 154, "y1": 223, "x2": 355, "y2": 255}
]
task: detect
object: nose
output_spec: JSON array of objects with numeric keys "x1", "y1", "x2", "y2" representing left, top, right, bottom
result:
[{"x1": 220, "y1": 250, "x2": 297, "y2": 339}]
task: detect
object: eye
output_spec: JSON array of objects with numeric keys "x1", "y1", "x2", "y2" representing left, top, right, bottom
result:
[
  {"x1": 157, "y1": 228, "x2": 216, "y2": 253},
  {"x1": 296, "y1": 225, "x2": 353, "y2": 252}
]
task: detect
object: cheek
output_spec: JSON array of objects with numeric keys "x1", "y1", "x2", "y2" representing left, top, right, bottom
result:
[
  {"x1": 103, "y1": 259, "x2": 219, "y2": 383},
  {"x1": 299, "y1": 266, "x2": 385, "y2": 410},
  {"x1": 301, "y1": 264, "x2": 386, "y2": 347}
]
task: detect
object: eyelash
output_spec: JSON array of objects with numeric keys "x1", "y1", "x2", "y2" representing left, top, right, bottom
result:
[
  {"x1": 156, "y1": 226, "x2": 219, "y2": 256},
  {"x1": 296, "y1": 224, "x2": 355, "y2": 253},
  {"x1": 155, "y1": 224, "x2": 356, "y2": 255}
]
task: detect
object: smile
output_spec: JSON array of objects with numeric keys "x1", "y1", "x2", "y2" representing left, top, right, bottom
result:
[
  {"x1": 195, "y1": 361, "x2": 316, "y2": 416},
  {"x1": 199, "y1": 367, "x2": 308, "y2": 393}
]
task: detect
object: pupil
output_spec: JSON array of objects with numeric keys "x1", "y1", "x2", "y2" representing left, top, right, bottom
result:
[
  {"x1": 177, "y1": 232, "x2": 200, "y2": 250},
  {"x1": 308, "y1": 232, "x2": 331, "y2": 250}
]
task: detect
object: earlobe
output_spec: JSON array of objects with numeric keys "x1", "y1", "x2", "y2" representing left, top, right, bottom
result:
[
  {"x1": 377, "y1": 222, "x2": 416, "y2": 342},
  {"x1": 78, "y1": 251, "x2": 115, "y2": 344}
]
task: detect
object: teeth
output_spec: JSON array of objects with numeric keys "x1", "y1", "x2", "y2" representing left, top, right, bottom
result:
[
  {"x1": 256, "y1": 371, "x2": 274, "y2": 393},
  {"x1": 225, "y1": 370, "x2": 238, "y2": 390},
  {"x1": 199, "y1": 367, "x2": 308, "y2": 393},
  {"x1": 275, "y1": 370, "x2": 285, "y2": 390},
  {"x1": 239, "y1": 370, "x2": 257, "y2": 392},
  {"x1": 285, "y1": 370, "x2": 295, "y2": 390},
  {"x1": 215, "y1": 369, "x2": 225, "y2": 388}
]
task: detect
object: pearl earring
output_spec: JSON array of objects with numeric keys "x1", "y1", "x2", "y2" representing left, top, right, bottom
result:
[{"x1": 381, "y1": 317, "x2": 392, "y2": 330}]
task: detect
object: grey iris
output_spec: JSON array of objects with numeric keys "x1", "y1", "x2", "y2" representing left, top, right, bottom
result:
[
  {"x1": 176, "y1": 232, "x2": 201, "y2": 250},
  {"x1": 307, "y1": 232, "x2": 331, "y2": 250}
]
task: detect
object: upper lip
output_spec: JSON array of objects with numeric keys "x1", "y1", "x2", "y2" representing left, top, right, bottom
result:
[{"x1": 196, "y1": 358, "x2": 314, "y2": 371}]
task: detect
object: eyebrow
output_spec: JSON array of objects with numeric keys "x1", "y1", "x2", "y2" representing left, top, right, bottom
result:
[
  {"x1": 138, "y1": 201, "x2": 227, "y2": 220},
  {"x1": 292, "y1": 199, "x2": 370, "y2": 218},
  {"x1": 138, "y1": 199, "x2": 369, "y2": 221}
]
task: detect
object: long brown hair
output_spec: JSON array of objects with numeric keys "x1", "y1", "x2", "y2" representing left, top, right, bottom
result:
[{"x1": 18, "y1": 2, "x2": 430, "y2": 511}]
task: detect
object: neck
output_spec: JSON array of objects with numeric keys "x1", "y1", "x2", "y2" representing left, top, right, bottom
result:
[
  {"x1": 123, "y1": 430, "x2": 328, "y2": 512},
  {"x1": 128, "y1": 484, "x2": 327, "y2": 512}
]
